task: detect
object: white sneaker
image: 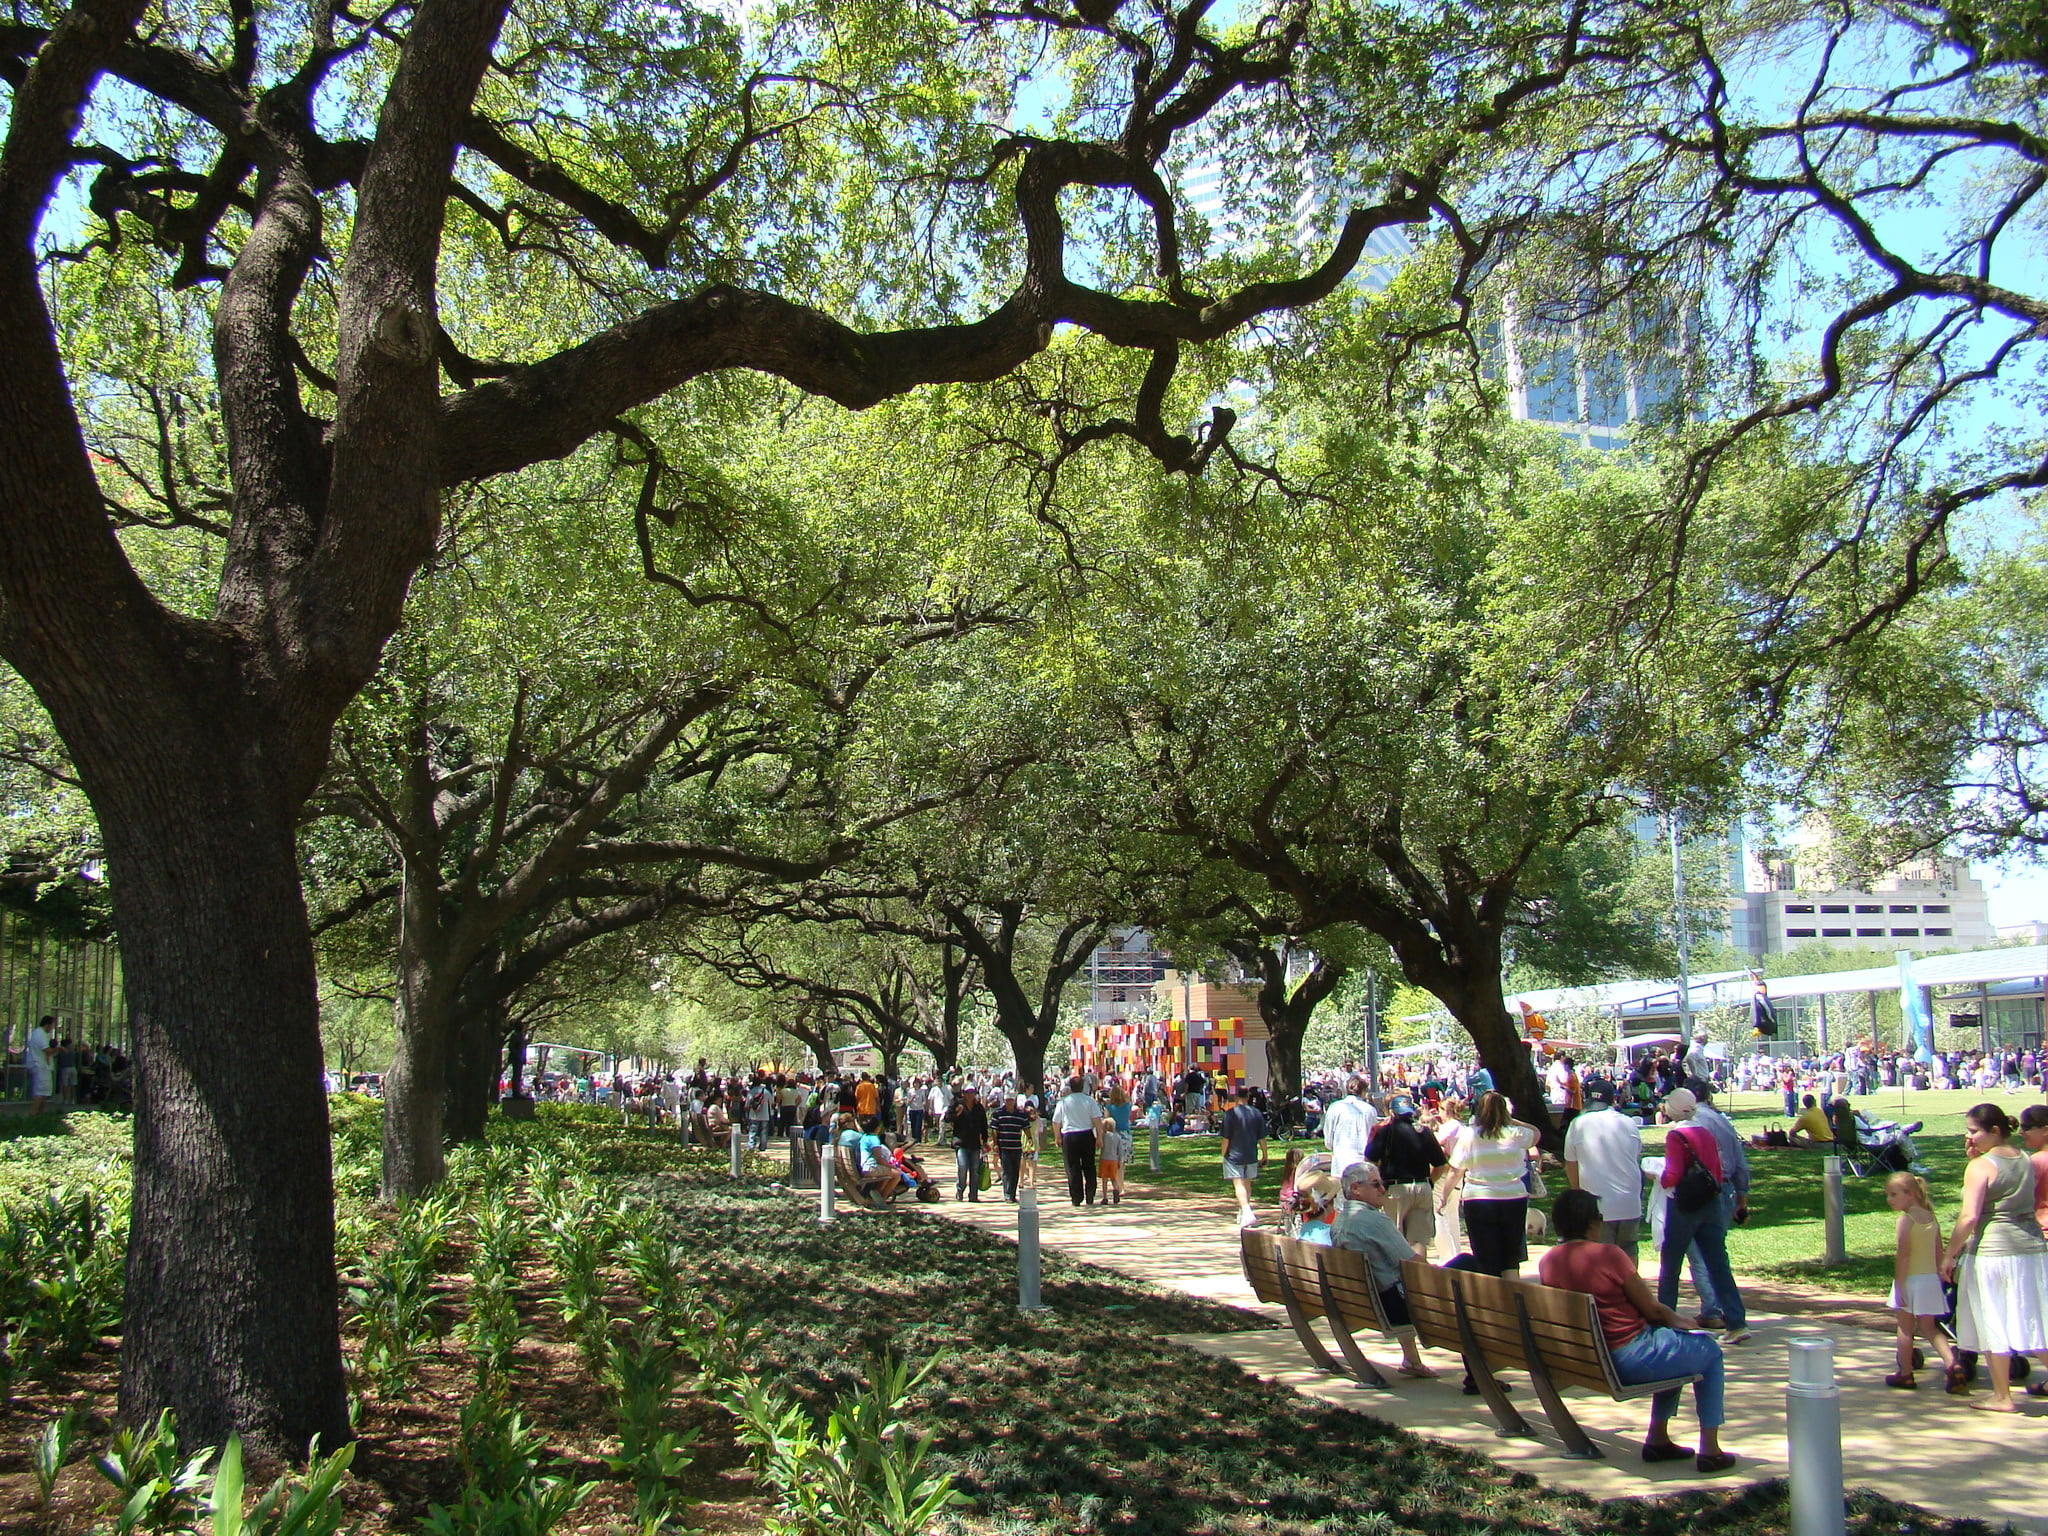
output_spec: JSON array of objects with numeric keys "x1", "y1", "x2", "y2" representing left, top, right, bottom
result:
[
  {"x1": 1237, "y1": 1208, "x2": 1258, "y2": 1229},
  {"x1": 1722, "y1": 1326, "x2": 1753, "y2": 1345}
]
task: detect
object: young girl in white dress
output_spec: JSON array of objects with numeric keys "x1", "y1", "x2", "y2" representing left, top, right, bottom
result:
[{"x1": 1884, "y1": 1172, "x2": 1958, "y2": 1390}]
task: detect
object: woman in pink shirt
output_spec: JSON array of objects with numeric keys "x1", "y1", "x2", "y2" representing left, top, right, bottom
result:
[{"x1": 1655, "y1": 1088, "x2": 1748, "y2": 1344}]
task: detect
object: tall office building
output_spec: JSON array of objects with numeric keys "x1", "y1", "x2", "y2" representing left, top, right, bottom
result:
[{"x1": 1175, "y1": 141, "x2": 1685, "y2": 444}]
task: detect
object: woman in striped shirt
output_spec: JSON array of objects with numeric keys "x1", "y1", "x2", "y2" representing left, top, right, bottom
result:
[{"x1": 1446, "y1": 1090, "x2": 1539, "y2": 1276}]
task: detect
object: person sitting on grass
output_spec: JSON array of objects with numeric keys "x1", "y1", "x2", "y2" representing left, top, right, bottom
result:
[
  {"x1": 1330, "y1": 1162, "x2": 1437, "y2": 1378},
  {"x1": 1788, "y1": 1094, "x2": 1833, "y2": 1148},
  {"x1": 1539, "y1": 1188, "x2": 1736, "y2": 1474}
]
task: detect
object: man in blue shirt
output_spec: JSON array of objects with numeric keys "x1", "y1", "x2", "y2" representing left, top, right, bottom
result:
[{"x1": 1218, "y1": 1088, "x2": 1266, "y2": 1228}]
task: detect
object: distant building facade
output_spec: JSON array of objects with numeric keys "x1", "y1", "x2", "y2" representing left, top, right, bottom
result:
[{"x1": 1741, "y1": 850, "x2": 1994, "y2": 957}]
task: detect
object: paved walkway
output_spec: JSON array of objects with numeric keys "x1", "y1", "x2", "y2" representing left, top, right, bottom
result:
[{"x1": 925, "y1": 1173, "x2": 2048, "y2": 1531}]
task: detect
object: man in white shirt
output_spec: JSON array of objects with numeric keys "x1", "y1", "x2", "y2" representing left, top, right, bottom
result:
[
  {"x1": 1051, "y1": 1076, "x2": 1105, "y2": 1207},
  {"x1": 25, "y1": 1014, "x2": 53, "y2": 1114},
  {"x1": 1322, "y1": 1077, "x2": 1378, "y2": 1174},
  {"x1": 1562, "y1": 1083, "x2": 1646, "y2": 1256}
]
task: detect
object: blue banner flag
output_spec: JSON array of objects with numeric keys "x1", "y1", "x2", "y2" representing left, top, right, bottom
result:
[{"x1": 1897, "y1": 951, "x2": 1934, "y2": 1063}]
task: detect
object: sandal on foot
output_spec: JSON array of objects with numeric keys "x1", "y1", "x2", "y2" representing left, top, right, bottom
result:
[
  {"x1": 1641, "y1": 1442, "x2": 1690, "y2": 1464},
  {"x1": 2026, "y1": 1380, "x2": 2048, "y2": 1398},
  {"x1": 1945, "y1": 1365, "x2": 1972, "y2": 1396},
  {"x1": 1695, "y1": 1452, "x2": 1738, "y2": 1475},
  {"x1": 1884, "y1": 1373, "x2": 1917, "y2": 1389}
]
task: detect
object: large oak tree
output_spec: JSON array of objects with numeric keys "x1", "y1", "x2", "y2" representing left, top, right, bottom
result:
[{"x1": 0, "y1": 0, "x2": 1671, "y2": 1449}]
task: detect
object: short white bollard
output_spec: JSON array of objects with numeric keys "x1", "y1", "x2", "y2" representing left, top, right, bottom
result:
[
  {"x1": 818, "y1": 1143, "x2": 836, "y2": 1224},
  {"x1": 729, "y1": 1121, "x2": 744, "y2": 1179},
  {"x1": 1786, "y1": 1335, "x2": 1846, "y2": 1536},
  {"x1": 1017, "y1": 1185, "x2": 1044, "y2": 1311},
  {"x1": 1822, "y1": 1157, "x2": 1846, "y2": 1265}
]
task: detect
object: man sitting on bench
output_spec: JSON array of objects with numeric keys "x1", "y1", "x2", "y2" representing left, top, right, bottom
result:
[
  {"x1": 1332, "y1": 1162, "x2": 1438, "y2": 1378},
  {"x1": 1539, "y1": 1189, "x2": 1736, "y2": 1474}
]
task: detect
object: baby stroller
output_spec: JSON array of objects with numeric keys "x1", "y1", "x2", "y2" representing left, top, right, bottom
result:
[
  {"x1": 889, "y1": 1144, "x2": 943, "y2": 1202},
  {"x1": 1275, "y1": 1150, "x2": 1334, "y2": 1236}
]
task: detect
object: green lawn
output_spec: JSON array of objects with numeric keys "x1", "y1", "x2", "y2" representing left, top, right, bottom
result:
[{"x1": 1123, "y1": 1088, "x2": 2048, "y2": 1296}]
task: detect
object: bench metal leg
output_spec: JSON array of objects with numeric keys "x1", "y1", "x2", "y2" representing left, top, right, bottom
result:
[
  {"x1": 1315, "y1": 1257, "x2": 1392, "y2": 1389},
  {"x1": 1515, "y1": 1294, "x2": 1602, "y2": 1458},
  {"x1": 1450, "y1": 1273, "x2": 1533, "y2": 1439},
  {"x1": 1273, "y1": 1256, "x2": 1344, "y2": 1376}
]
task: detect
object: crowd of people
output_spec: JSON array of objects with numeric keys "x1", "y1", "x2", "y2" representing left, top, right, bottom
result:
[
  {"x1": 11, "y1": 1013, "x2": 133, "y2": 1113},
  {"x1": 1239, "y1": 1060, "x2": 2048, "y2": 1468}
]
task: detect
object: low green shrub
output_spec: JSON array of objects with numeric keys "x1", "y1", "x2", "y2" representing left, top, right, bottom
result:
[
  {"x1": 419, "y1": 1391, "x2": 593, "y2": 1536},
  {"x1": 604, "y1": 1324, "x2": 696, "y2": 1529},
  {"x1": 725, "y1": 1352, "x2": 965, "y2": 1536}
]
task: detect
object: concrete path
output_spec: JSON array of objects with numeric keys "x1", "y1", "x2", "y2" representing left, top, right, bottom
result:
[{"x1": 927, "y1": 1175, "x2": 2048, "y2": 1531}]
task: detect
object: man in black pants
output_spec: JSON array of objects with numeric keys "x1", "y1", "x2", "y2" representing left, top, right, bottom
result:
[
  {"x1": 1051, "y1": 1075, "x2": 1104, "y2": 1206},
  {"x1": 991, "y1": 1091, "x2": 1034, "y2": 1201}
]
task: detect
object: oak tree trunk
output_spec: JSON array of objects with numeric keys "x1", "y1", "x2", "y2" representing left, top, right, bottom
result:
[
  {"x1": 442, "y1": 991, "x2": 506, "y2": 1145},
  {"x1": 381, "y1": 872, "x2": 458, "y2": 1200},
  {"x1": 106, "y1": 785, "x2": 350, "y2": 1456},
  {"x1": 1449, "y1": 971, "x2": 1556, "y2": 1145}
]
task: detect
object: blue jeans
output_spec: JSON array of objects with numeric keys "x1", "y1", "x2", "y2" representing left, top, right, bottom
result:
[
  {"x1": 955, "y1": 1145, "x2": 985, "y2": 1198},
  {"x1": 1687, "y1": 1188, "x2": 1743, "y2": 1321},
  {"x1": 909, "y1": 1108, "x2": 927, "y2": 1141},
  {"x1": 1610, "y1": 1325, "x2": 1726, "y2": 1429},
  {"x1": 1659, "y1": 1193, "x2": 1746, "y2": 1330}
]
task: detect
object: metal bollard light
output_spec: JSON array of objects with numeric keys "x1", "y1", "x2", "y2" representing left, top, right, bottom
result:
[
  {"x1": 729, "y1": 1121, "x2": 744, "y2": 1179},
  {"x1": 1786, "y1": 1334, "x2": 1846, "y2": 1536},
  {"x1": 1017, "y1": 1185, "x2": 1045, "y2": 1311},
  {"x1": 1149, "y1": 1119, "x2": 1161, "y2": 1172},
  {"x1": 1822, "y1": 1157, "x2": 1846, "y2": 1265}
]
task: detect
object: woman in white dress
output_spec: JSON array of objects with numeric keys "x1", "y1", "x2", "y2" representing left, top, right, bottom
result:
[{"x1": 1940, "y1": 1103, "x2": 2048, "y2": 1411}]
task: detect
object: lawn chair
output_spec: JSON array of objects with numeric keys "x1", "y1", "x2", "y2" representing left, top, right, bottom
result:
[{"x1": 1828, "y1": 1101, "x2": 1873, "y2": 1178}]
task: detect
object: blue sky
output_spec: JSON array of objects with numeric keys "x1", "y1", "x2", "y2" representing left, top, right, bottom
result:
[{"x1": 1986, "y1": 859, "x2": 2048, "y2": 927}]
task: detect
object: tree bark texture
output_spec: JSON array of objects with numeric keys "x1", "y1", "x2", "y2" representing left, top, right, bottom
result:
[
  {"x1": 1443, "y1": 968, "x2": 1555, "y2": 1144},
  {"x1": 106, "y1": 783, "x2": 350, "y2": 1456},
  {"x1": 442, "y1": 985, "x2": 507, "y2": 1145}
]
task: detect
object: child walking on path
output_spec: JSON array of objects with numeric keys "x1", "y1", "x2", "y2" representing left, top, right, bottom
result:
[
  {"x1": 1885, "y1": 1172, "x2": 1961, "y2": 1391},
  {"x1": 1098, "y1": 1124, "x2": 1131, "y2": 1205}
]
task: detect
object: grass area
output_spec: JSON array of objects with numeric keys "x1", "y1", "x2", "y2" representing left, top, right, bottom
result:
[
  {"x1": 0, "y1": 1098, "x2": 2030, "y2": 1536},
  {"x1": 643, "y1": 1153, "x2": 1998, "y2": 1536},
  {"x1": 1120, "y1": 1087, "x2": 2048, "y2": 1296}
]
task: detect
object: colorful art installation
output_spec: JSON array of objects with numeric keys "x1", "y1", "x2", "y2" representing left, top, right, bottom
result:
[{"x1": 1069, "y1": 1015, "x2": 1250, "y2": 1090}]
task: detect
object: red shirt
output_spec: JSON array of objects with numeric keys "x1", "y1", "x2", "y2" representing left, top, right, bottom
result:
[{"x1": 1538, "y1": 1240, "x2": 1649, "y2": 1350}]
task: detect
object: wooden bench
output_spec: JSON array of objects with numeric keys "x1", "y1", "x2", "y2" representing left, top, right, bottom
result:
[
  {"x1": 1237, "y1": 1230, "x2": 1396, "y2": 1389},
  {"x1": 1313, "y1": 1242, "x2": 1418, "y2": 1390},
  {"x1": 1401, "y1": 1260, "x2": 1700, "y2": 1458},
  {"x1": 833, "y1": 1144, "x2": 900, "y2": 1209}
]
